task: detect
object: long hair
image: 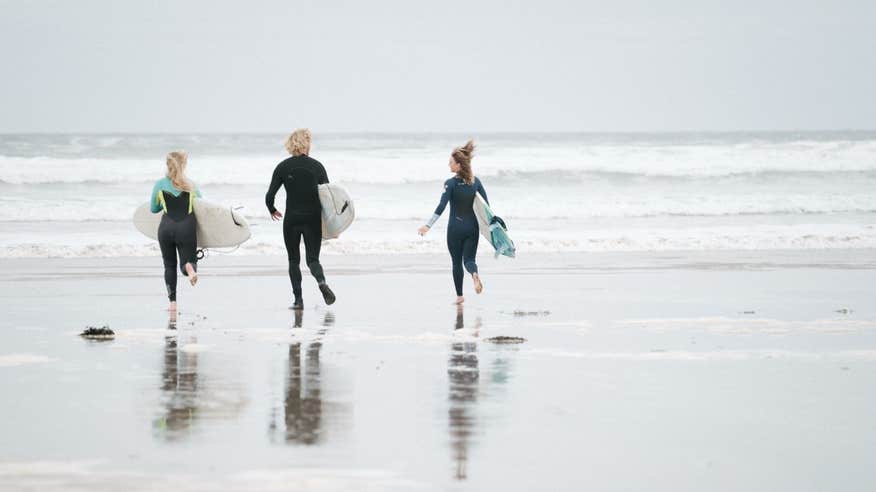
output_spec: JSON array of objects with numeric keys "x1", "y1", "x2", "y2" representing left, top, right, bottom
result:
[
  {"x1": 285, "y1": 128, "x2": 312, "y2": 156},
  {"x1": 165, "y1": 151, "x2": 193, "y2": 192},
  {"x1": 451, "y1": 139, "x2": 476, "y2": 184}
]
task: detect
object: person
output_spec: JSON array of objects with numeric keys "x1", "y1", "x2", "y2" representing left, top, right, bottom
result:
[
  {"x1": 266, "y1": 128, "x2": 336, "y2": 310},
  {"x1": 418, "y1": 140, "x2": 488, "y2": 304},
  {"x1": 150, "y1": 151, "x2": 202, "y2": 312}
]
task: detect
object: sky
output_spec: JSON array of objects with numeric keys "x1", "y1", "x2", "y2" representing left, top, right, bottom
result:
[{"x1": 0, "y1": 0, "x2": 874, "y2": 133}]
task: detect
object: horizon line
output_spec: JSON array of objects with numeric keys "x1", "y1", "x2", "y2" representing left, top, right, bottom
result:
[{"x1": 1, "y1": 129, "x2": 876, "y2": 136}]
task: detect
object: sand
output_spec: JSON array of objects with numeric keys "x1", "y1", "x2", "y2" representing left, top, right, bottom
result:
[{"x1": 1, "y1": 250, "x2": 875, "y2": 491}]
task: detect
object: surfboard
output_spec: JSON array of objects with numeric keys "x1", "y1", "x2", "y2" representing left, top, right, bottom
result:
[
  {"x1": 319, "y1": 183, "x2": 355, "y2": 239},
  {"x1": 132, "y1": 199, "x2": 251, "y2": 248},
  {"x1": 473, "y1": 194, "x2": 516, "y2": 258}
]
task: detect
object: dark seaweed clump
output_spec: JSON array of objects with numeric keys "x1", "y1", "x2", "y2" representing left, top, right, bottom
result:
[
  {"x1": 484, "y1": 336, "x2": 526, "y2": 344},
  {"x1": 80, "y1": 325, "x2": 115, "y2": 338}
]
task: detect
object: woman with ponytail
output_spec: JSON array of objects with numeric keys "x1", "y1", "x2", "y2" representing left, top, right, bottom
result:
[
  {"x1": 150, "y1": 151, "x2": 203, "y2": 312},
  {"x1": 418, "y1": 140, "x2": 489, "y2": 304}
]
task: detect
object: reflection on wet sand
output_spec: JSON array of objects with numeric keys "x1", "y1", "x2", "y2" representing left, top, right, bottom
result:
[
  {"x1": 448, "y1": 305, "x2": 517, "y2": 480},
  {"x1": 278, "y1": 311, "x2": 334, "y2": 445},
  {"x1": 155, "y1": 334, "x2": 200, "y2": 440},
  {"x1": 448, "y1": 306, "x2": 480, "y2": 480},
  {"x1": 154, "y1": 312, "x2": 245, "y2": 441}
]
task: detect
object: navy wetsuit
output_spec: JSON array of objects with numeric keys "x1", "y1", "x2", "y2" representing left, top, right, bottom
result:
[
  {"x1": 426, "y1": 176, "x2": 489, "y2": 296},
  {"x1": 150, "y1": 178, "x2": 201, "y2": 302}
]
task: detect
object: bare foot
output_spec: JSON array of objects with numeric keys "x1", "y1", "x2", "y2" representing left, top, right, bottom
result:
[
  {"x1": 455, "y1": 296, "x2": 465, "y2": 305},
  {"x1": 186, "y1": 263, "x2": 198, "y2": 286},
  {"x1": 168, "y1": 301, "x2": 177, "y2": 312},
  {"x1": 472, "y1": 273, "x2": 483, "y2": 294}
]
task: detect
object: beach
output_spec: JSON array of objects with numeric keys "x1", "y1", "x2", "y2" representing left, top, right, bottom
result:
[
  {"x1": 2, "y1": 131, "x2": 876, "y2": 490},
  {"x1": 3, "y1": 0, "x2": 876, "y2": 487},
  {"x1": 2, "y1": 250, "x2": 875, "y2": 491}
]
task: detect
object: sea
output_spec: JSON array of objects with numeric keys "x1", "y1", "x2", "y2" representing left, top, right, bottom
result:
[{"x1": 1, "y1": 132, "x2": 875, "y2": 257}]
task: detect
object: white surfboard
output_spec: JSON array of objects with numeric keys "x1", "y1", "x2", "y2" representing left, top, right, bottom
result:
[
  {"x1": 132, "y1": 199, "x2": 251, "y2": 248},
  {"x1": 319, "y1": 183, "x2": 355, "y2": 239}
]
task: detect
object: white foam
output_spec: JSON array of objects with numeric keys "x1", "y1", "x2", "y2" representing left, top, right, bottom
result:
[
  {"x1": 5, "y1": 220, "x2": 876, "y2": 258},
  {"x1": 0, "y1": 460, "x2": 109, "y2": 476},
  {"x1": 4, "y1": 136, "x2": 876, "y2": 184},
  {"x1": 0, "y1": 353, "x2": 56, "y2": 367},
  {"x1": 526, "y1": 348, "x2": 876, "y2": 361},
  {"x1": 0, "y1": 461, "x2": 430, "y2": 492},
  {"x1": 616, "y1": 317, "x2": 876, "y2": 334}
]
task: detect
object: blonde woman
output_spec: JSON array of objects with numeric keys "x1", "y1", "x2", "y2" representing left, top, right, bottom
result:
[
  {"x1": 150, "y1": 151, "x2": 202, "y2": 312},
  {"x1": 266, "y1": 128, "x2": 336, "y2": 310},
  {"x1": 418, "y1": 140, "x2": 488, "y2": 304}
]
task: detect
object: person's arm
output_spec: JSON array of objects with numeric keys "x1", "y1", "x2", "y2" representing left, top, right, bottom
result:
[
  {"x1": 418, "y1": 179, "x2": 451, "y2": 235},
  {"x1": 265, "y1": 164, "x2": 283, "y2": 216},
  {"x1": 475, "y1": 177, "x2": 489, "y2": 205},
  {"x1": 150, "y1": 181, "x2": 163, "y2": 213}
]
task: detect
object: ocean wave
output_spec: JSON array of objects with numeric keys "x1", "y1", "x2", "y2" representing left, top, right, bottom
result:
[
  {"x1": 3, "y1": 136, "x2": 876, "y2": 186},
  {"x1": 3, "y1": 192, "x2": 876, "y2": 223},
  {"x1": 3, "y1": 166, "x2": 876, "y2": 187},
  {"x1": 2, "y1": 131, "x2": 876, "y2": 157},
  {"x1": 2, "y1": 205, "x2": 876, "y2": 223},
  {"x1": 4, "y1": 229, "x2": 876, "y2": 258}
]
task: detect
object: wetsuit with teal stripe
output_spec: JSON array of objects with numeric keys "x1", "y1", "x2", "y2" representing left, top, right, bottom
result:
[
  {"x1": 151, "y1": 177, "x2": 202, "y2": 302},
  {"x1": 426, "y1": 176, "x2": 488, "y2": 296}
]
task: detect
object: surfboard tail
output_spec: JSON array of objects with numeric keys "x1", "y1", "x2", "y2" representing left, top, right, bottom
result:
[
  {"x1": 474, "y1": 194, "x2": 515, "y2": 258},
  {"x1": 318, "y1": 184, "x2": 355, "y2": 239},
  {"x1": 489, "y1": 223, "x2": 516, "y2": 258}
]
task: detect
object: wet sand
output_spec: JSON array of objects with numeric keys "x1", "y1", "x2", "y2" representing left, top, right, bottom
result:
[{"x1": 1, "y1": 251, "x2": 876, "y2": 491}]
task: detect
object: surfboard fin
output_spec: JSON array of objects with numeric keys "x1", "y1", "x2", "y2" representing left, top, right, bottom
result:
[{"x1": 490, "y1": 215, "x2": 508, "y2": 230}]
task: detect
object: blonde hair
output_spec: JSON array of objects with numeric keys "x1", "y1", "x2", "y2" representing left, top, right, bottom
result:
[
  {"x1": 285, "y1": 128, "x2": 312, "y2": 156},
  {"x1": 165, "y1": 151, "x2": 193, "y2": 192},
  {"x1": 451, "y1": 139, "x2": 476, "y2": 184}
]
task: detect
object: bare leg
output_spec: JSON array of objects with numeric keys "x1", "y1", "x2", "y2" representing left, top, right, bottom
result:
[
  {"x1": 472, "y1": 273, "x2": 483, "y2": 294},
  {"x1": 455, "y1": 296, "x2": 465, "y2": 305},
  {"x1": 168, "y1": 301, "x2": 178, "y2": 312}
]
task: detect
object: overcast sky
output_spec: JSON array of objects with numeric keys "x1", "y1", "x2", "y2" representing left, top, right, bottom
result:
[{"x1": 1, "y1": 0, "x2": 874, "y2": 132}]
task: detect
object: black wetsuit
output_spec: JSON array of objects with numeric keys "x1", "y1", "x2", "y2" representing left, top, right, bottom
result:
[
  {"x1": 265, "y1": 155, "x2": 330, "y2": 298},
  {"x1": 428, "y1": 176, "x2": 489, "y2": 296},
  {"x1": 156, "y1": 191, "x2": 198, "y2": 302}
]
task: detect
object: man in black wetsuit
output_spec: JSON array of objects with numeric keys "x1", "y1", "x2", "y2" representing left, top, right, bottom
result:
[{"x1": 266, "y1": 128, "x2": 336, "y2": 309}]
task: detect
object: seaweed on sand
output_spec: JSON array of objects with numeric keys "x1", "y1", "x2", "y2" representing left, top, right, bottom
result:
[
  {"x1": 80, "y1": 325, "x2": 115, "y2": 339},
  {"x1": 484, "y1": 336, "x2": 526, "y2": 344}
]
